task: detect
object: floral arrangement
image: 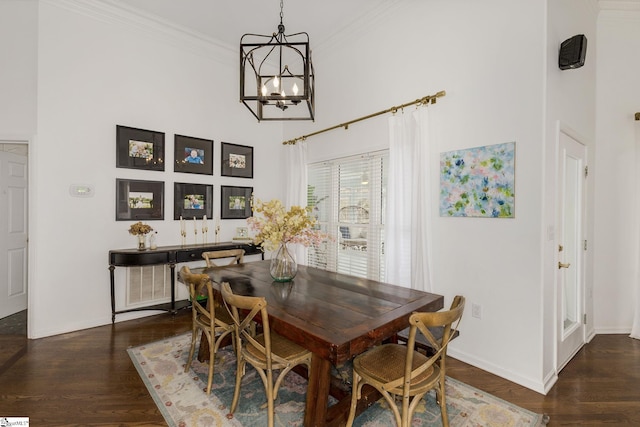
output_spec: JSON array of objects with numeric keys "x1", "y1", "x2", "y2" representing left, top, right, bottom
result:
[
  {"x1": 128, "y1": 221, "x2": 153, "y2": 236},
  {"x1": 247, "y1": 198, "x2": 328, "y2": 251}
]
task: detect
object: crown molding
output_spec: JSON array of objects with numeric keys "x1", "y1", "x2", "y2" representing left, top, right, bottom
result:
[
  {"x1": 313, "y1": 0, "x2": 403, "y2": 56},
  {"x1": 599, "y1": 0, "x2": 640, "y2": 11},
  {"x1": 42, "y1": 0, "x2": 236, "y2": 65}
]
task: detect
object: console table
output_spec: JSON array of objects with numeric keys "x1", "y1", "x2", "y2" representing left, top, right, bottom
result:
[{"x1": 108, "y1": 242, "x2": 262, "y2": 322}]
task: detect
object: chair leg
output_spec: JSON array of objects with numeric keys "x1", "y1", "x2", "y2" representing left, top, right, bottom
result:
[
  {"x1": 266, "y1": 368, "x2": 274, "y2": 427},
  {"x1": 184, "y1": 327, "x2": 198, "y2": 373},
  {"x1": 229, "y1": 357, "x2": 244, "y2": 415},
  {"x1": 438, "y1": 379, "x2": 449, "y2": 427},
  {"x1": 345, "y1": 371, "x2": 361, "y2": 427},
  {"x1": 205, "y1": 332, "x2": 215, "y2": 395}
]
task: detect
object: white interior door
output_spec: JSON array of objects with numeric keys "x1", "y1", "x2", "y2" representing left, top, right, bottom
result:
[
  {"x1": 0, "y1": 146, "x2": 28, "y2": 319},
  {"x1": 556, "y1": 130, "x2": 586, "y2": 370}
]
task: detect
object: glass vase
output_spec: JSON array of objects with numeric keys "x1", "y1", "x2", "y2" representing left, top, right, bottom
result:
[
  {"x1": 270, "y1": 242, "x2": 297, "y2": 282},
  {"x1": 137, "y1": 234, "x2": 147, "y2": 251}
]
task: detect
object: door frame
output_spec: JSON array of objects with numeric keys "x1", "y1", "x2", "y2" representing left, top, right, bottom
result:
[
  {"x1": 0, "y1": 136, "x2": 32, "y2": 336},
  {"x1": 555, "y1": 123, "x2": 588, "y2": 372}
]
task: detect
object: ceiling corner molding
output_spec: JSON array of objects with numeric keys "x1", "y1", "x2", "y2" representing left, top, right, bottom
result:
[
  {"x1": 313, "y1": 0, "x2": 404, "y2": 56},
  {"x1": 587, "y1": 0, "x2": 601, "y2": 16},
  {"x1": 41, "y1": 0, "x2": 236, "y2": 64},
  {"x1": 599, "y1": 0, "x2": 640, "y2": 11}
]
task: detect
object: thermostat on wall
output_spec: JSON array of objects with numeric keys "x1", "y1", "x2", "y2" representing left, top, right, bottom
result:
[{"x1": 69, "y1": 184, "x2": 95, "y2": 197}]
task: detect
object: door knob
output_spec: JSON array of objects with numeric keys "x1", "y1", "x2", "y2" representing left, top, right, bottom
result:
[{"x1": 558, "y1": 262, "x2": 570, "y2": 269}]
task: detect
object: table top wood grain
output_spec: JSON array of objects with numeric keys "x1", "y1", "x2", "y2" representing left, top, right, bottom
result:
[{"x1": 195, "y1": 260, "x2": 443, "y2": 365}]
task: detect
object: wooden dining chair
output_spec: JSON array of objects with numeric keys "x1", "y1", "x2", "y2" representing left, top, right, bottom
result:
[
  {"x1": 201, "y1": 248, "x2": 257, "y2": 336},
  {"x1": 346, "y1": 296, "x2": 465, "y2": 427},
  {"x1": 396, "y1": 324, "x2": 460, "y2": 356},
  {"x1": 202, "y1": 248, "x2": 244, "y2": 267},
  {"x1": 220, "y1": 281, "x2": 313, "y2": 427},
  {"x1": 180, "y1": 266, "x2": 235, "y2": 395}
]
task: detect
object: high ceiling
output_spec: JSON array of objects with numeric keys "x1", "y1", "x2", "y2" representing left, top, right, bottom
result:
[
  {"x1": 102, "y1": 0, "x2": 393, "y2": 50},
  {"x1": 101, "y1": 0, "x2": 640, "y2": 51}
]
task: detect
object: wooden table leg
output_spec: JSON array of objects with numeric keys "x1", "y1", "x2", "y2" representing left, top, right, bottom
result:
[
  {"x1": 304, "y1": 353, "x2": 331, "y2": 427},
  {"x1": 197, "y1": 331, "x2": 208, "y2": 362}
]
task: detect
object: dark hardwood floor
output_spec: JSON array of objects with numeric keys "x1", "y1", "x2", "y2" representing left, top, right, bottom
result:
[{"x1": 0, "y1": 308, "x2": 639, "y2": 426}]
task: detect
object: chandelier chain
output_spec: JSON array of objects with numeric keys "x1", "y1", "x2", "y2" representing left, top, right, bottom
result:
[{"x1": 280, "y1": 0, "x2": 284, "y2": 24}]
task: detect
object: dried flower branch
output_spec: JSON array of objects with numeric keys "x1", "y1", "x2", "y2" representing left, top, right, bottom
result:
[
  {"x1": 128, "y1": 221, "x2": 153, "y2": 236},
  {"x1": 247, "y1": 198, "x2": 330, "y2": 252}
]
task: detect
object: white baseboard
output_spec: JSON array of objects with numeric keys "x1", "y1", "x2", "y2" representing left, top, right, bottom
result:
[
  {"x1": 447, "y1": 347, "x2": 548, "y2": 395},
  {"x1": 29, "y1": 310, "x2": 164, "y2": 339},
  {"x1": 594, "y1": 327, "x2": 631, "y2": 334}
]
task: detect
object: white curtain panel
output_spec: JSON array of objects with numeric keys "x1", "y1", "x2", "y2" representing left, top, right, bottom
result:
[
  {"x1": 632, "y1": 120, "x2": 640, "y2": 340},
  {"x1": 385, "y1": 108, "x2": 433, "y2": 292},
  {"x1": 285, "y1": 141, "x2": 309, "y2": 265}
]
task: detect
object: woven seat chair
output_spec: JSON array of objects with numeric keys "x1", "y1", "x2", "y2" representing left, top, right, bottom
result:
[
  {"x1": 220, "y1": 282, "x2": 312, "y2": 427},
  {"x1": 202, "y1": 248, "x2": 244, "y2": 267},
  {"x1": 346, "y1": 296, "x2": 465, "y2": 427},
  {"x1": 181, "y1": 266, "x2": 235, "y2": 395}
]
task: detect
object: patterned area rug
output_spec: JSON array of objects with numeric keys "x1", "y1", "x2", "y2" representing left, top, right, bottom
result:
[{"x1": 128, "y1": 333, "x2": 549, "y2": 427}]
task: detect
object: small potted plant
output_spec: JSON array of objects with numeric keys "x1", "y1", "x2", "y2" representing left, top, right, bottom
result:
[{"x1": 128, "y1": 221, "x2": 153, "y2": 250}]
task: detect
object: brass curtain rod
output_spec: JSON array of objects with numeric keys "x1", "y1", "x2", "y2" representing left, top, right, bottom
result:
[{"x1": 282, "y1": 90, "x2": 447, "y2": 145}]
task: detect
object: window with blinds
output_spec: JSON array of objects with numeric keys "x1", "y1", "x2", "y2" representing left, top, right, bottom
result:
[{"x1": 307, "y1": 151, "x2": 388, "y2": 281}]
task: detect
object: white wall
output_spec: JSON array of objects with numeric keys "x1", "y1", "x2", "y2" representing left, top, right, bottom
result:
[
  {"x1": 28, "y1": 1, "x2": 283, "y2": 338},
  {"x1": 595, "y1": 7, "x2": 640, "y2": 333},
  {"x1": 290, "y1": 0, "x2": 550, "y2": 392},
  {"x1": 0, "y1": 0, "x2": 37, "y2": 136},
  {"x1": 544, "y1": 0, "x2": 598, "y2": 389}
]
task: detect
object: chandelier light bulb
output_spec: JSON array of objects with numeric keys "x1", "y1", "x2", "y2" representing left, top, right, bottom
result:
[
  {"x1": 292, "y1": 82, "x2": 299, "y2": 96},
  {"x1": 273, "y1": 75, "x2": 279, "y2": 88},
  {"x1": 261, "y1": 85, "x2": 268, "y2": 96},
  {"x1": 281, "y1": 89, "x2": 286, "y2": 98}
]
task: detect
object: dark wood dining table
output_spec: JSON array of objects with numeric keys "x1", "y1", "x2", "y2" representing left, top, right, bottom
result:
[{"x1": 191, "y1": 260, "x2": 444, "y2": 427}]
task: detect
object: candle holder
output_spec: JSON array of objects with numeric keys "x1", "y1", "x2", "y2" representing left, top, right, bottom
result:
[
  {"x1": 180, "y1": 230, "x2": 187, "y2": 246},
  {"x1": 202, "y1": 226, "x2": 208, "y2": 244}
]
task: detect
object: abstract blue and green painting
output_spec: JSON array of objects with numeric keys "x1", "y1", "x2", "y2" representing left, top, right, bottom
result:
[{"x1": 440, "y1": 142, "x2": 515, "y2": 218}]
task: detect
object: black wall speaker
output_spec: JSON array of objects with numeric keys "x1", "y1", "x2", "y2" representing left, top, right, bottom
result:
[{"x1": 559, "y1": 34, "x2": 587, "y2": 70}]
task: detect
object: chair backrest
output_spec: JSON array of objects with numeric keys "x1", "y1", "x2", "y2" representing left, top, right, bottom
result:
[
  {"x1": 220, "y1": 282, "x2": 280, "y2": 369},
  {"x1": 202, "y1": 249, "x2": 245, "y2": 267},
  {"x1": 399, "y1": 296, "x2": 465, "y2": 392},
  {"x1": 180, "y1": 265, "x2": 215, "y2": 327}
]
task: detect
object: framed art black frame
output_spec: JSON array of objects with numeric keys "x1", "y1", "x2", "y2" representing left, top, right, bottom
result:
[
  {"x1": 116, "y1": 125, "x2": 165, "y2": 171},
  {"x1": 116, "y1": 178, "x2": 164, "y2": 221},
  {"x1": 221, "y1": 185, "x2": 253, "y2": 219},
  {"x1": 174, "y1": 182, "x2": 213, "y2": 220},
  {"x1": 174, "y1": 134, "x2": 213, "y2": 175},
  {"x1": 221, "y1": 142, "x2": 254, "y2": 178}
]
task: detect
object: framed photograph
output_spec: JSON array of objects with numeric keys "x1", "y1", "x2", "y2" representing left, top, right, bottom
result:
[
  {"x1": 221, "y1": 185, "x2": 253, "y2": 219},
  {"x1": 174, "y1": 182, "x2": 213, "y2": 220},
  {"x1": 116, "y1": 125, "x2": 165, "y2": 171},
  {"x1": 174, "y1": 134, "x2": 213, "y2": 175},
  {"x1": 116, "y1": 179, "x2": 164, "y2": 221},
  {"x1": 221, "y1": 142, "x2": 254, "y2": 178}
]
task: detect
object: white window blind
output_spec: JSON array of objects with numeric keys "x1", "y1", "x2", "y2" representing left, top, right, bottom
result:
[{"x1": 307, "y1": 151, "x2": 388, "y2": 281}]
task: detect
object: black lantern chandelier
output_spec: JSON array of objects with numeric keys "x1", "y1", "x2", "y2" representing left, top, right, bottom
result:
[{"x1": 240, "y1": 0, "x2": 315, "y2": 121}]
